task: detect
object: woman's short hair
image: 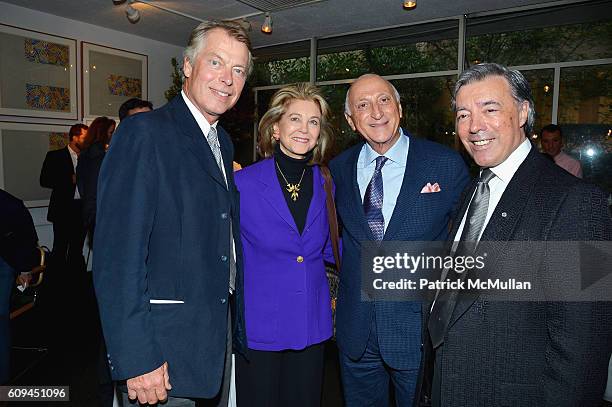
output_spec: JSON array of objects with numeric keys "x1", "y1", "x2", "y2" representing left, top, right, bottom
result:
[
  {"x1": 87, "y1": 117, "x2": 116, "y2": 146},
  {"x1": 258, "y1": 83, "x2": 334, "y2": 165}
]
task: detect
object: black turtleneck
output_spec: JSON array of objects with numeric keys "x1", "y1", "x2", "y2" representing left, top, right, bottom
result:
[{"x1": 274, "y1": 144, "x2": 313, "y2": 234}]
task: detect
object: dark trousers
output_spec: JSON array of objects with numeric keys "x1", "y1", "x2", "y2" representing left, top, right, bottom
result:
[
  {"x1": 339, "y1": 314, "x2": 418, "y2": 407},
  {"x1": 236, "y1": 342, "x2": 325, "y2": 407},
  {"x1": 51, "y1": 200, "x2": 86, "y2": 272}
]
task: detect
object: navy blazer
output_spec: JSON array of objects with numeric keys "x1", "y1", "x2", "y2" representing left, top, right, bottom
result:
[
  {"x1": 330, "y1": 133, "x2": 469, "y2": 370},
  {"x1": 93, "y1": 96, "x2": 246, "y2": 399},
  {"x1": 235, "y1": 159, "x2": 334, "y2": 351}
]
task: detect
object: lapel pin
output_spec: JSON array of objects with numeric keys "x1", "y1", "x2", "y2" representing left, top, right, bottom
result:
[{"x1": 501, "y1": 212, "x2": 507, "y2": 218}]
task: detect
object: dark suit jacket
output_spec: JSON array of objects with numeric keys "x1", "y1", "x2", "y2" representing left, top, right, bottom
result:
[
  {"x1": 92, "y1": 96, "x2": 246, "y2": 399},
  {"x1": 0, "y1": 189, "x2": 40, "y2": 272},
  {"x1": 76, "y1": 142, "x2": 106, "y2": 232},
  {"x1": 39, "y1": 147, "x2": 77, "y2": 222},
  {"x1": 427, "y1": 148, "x2": 612, "y2": 406},
  {"x1": 329, "y1": 134, "x2": 469, "y2": 370},
  {"x1": 0, "y1": 189, "x2": 40, "y2": 384}
]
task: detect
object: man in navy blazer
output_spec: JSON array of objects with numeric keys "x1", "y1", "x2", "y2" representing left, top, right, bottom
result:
[
  {"x1": 93, "y1": 20, "x2": 251, "y2": 406},
  {"x1": 329, "y1": 74, "x2": 469, "y2": 406}
]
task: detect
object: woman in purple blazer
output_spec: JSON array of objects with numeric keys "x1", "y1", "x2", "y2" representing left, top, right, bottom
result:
[{"x1": 234, "y1": 83, "x2": 335, "y2": 407}]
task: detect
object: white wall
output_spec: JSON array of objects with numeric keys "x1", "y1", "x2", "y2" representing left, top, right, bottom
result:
[{"x1": 0, "y1": 1, "x2": 183, "y2": 244}]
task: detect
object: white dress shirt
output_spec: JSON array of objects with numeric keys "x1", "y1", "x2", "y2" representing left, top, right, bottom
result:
[
  {"x1": 453, "y1": 138, "x2": 532, "y2": 243},
  {"x1": 181, "y1": 90, "x2": 236, "y2": 290},
  {"x1": 68, "y1": 144, "x2": 81, "y2": 199},
  {"x1": 357, "y1": 129, "x2": 409, "y2": 232}
]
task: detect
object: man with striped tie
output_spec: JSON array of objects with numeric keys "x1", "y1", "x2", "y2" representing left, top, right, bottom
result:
[{"x1": 329, "y1": 73, "x2": 469, "y2": 406}]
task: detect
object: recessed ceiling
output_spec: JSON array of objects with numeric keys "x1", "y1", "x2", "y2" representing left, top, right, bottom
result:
[{"x1": 0, "y1": 0, "x2": 567, "y2": 49}]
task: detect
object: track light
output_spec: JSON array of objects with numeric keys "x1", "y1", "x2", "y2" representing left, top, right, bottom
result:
[
  {"x1": 261, "y1": 13, "x2": 272, "y2": 34},
  {"x1": 126, "y1": 0, "x2": 140, "y2": 23},
  {"x1": 403, "y1": 0, "x2": 417, "y2": 10}
]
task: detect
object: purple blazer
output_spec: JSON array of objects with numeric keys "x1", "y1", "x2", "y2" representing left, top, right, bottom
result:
[{"x1": 234, "y1": 158, "x2": 334, "y2": 351}]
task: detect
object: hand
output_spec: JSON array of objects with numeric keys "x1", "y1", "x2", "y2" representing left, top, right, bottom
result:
[
  {"x1": 233, "y1": 161, "x2": 242, "y2": 171},
  {"x1": 16, "y1": 273, "x2": 32, "y2": 288},
  {"x1": 126, "y1": 361, "x2": 172, "y2": 405}
]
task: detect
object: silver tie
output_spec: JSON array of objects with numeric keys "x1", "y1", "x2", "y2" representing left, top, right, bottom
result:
[{"x1": 206, "y1": 126, "x2": 226, "y2": 186}]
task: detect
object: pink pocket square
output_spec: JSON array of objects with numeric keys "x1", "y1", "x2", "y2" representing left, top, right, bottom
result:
[{"x1": 420, "y1": 182, "x2": 441, "y2": 193}]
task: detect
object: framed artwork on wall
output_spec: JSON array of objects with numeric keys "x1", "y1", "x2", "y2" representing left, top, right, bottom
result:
[
  {"x1": 0, "y1": 121, "x2": 72, "y2": 207},
  {"x1": 82, "y1": 42, "x2": 148, "y2": 121},
  {"x1": 0, "y1": 24, "x2": 78, "y2": 120}
]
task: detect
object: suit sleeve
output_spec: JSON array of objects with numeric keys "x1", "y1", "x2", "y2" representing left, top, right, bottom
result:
[
  {"x1": 78, "y1": 149, "x2": 104, "y2": 229},
  {"x1": 92, "y1": 122, "x2": 164, "y2": 381},
  {"x1": 0, "y1": 193, "x2": 40, "y2": 272},
  {"x1": 39, "y1": 151, "x2": 57, "y2": 189},
  {"x1": 543, "y1": 183, "x2": 612, "y2": 405}
]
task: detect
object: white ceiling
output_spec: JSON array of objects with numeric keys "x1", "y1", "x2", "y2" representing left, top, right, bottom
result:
[{"x1": 0, "y1": 0, "x2": 573, "y2": 49}]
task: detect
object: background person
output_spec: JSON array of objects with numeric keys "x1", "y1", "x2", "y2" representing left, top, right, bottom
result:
[
  {"x1": 234, "y1": 83, "x2": 335, "y2": 407},
  {"x1": 0, "y1": 188, "x2": 41, "y2": 384},
  {"x1": 540, "y1": 123, "x2": 583, "y2": 178},
  {"x1": 76, "y1": 116, "x2": 116, "y2": 247},
  {"x1": 117, "y1": 98, "x2": 153, "y2": 122},
  {"x1": 40, "y1": 123, "x2": 89, "y2": 272}
]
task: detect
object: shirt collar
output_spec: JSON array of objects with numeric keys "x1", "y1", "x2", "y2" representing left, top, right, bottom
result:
[
  {"x1": 489, "y1": 138, "x2": 532, "y2": 183},
  {"x1": 181, "y1": 90, "x2": 217, "y2": 136},
  {"x1": 67, "y1": 144, "x2": 78, "y2": 156},
  {"x1": 361, "y1": 128, "x2": 409, "y2": 167}
]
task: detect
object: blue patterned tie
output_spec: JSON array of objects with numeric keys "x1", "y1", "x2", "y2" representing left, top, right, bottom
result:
[{"x1": 363, "y1": 156, "x2": 388, "y2": 241}]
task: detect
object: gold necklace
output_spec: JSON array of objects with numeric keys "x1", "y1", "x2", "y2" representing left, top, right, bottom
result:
[{"x1": 276, "y1": 161, "x2": 306, "y2": 201}]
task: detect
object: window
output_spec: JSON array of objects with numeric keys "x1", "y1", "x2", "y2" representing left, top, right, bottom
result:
[
  {"x1": 522, "y1": 69, "x2": 554, "y2": 137},
  {"x1": 252, "y1": 41, "x2": 310, "y2": 87},
  {"x1": 466, "y1": 2, "x2": 612, "y2": 66},
  {"x1": 558, "y1": 64, "x2": 612, "y2": 192},
  {"x1": 317, "y1": 20, "x2": 458, "y2": 81}
]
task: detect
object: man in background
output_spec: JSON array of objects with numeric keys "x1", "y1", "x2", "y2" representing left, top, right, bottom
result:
[
  {"x1": 118, "y1": 97, "x2": 153, "y2": 121},
  {"x1": 40, "y1": 123, "x2": 89, "y2": 272},
  {"x1": 540, "y1": 123, "x2": 583, "y2": 178}
]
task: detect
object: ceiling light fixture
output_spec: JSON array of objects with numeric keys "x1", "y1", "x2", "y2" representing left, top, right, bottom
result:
[
  {"x1": 403, "y1": 0, "x2": 417, "y2": 10},
  {"x1": 113, "y1": 0, "x2": 262, "y2": 25},
  {"x1": 261, "y1": 13, "x2": 273, "y2": 34},
  {"x1": 126, "y1": 0, "x2": 140, "y2": 23}
]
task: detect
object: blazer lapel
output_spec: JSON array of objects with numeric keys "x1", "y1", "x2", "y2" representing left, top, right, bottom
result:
[
  {"x1": 304, "y1": 165, "x2": 326, "y2": 231},
  {"x1": 384, "y1": 137, "x2": 425, "y2": 241},
  {"x1": 170, "y1": 97, "x2": 227, "y2": 189},
  {"x1": 258, "y1": 158, "x2": 299, "y2": 234},
  {"x1": 449, "y1": 148, "x2": 540, "y2": 327}
]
